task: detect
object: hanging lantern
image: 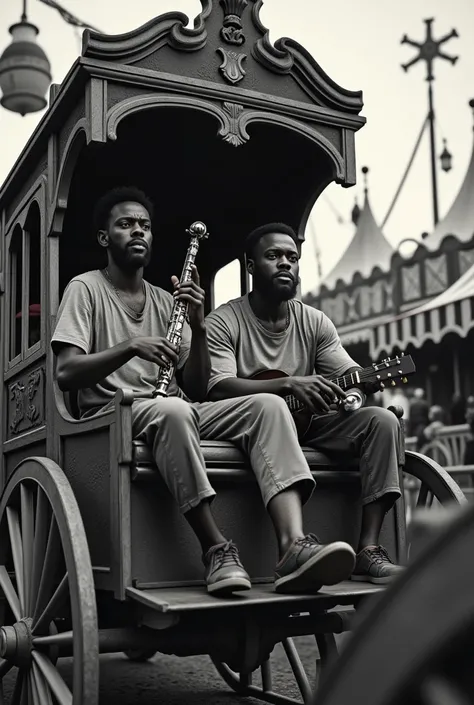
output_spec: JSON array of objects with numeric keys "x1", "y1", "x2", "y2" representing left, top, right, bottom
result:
[
  {"x1": 0, "y1": 19, "x2": 51, "y2": 116},
  {"x1": 439, "y1": 139, "x2": 453, "y2": 173}
]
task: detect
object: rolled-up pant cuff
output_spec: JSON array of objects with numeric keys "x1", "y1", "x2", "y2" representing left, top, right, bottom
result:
[
  {"x1": 361, "y1": 487, "x2": 402, "y2": 507},
  {"x1": 262, "y1": 475, "x2": 316, "y2": 508},
  {"x1": 179, "y1": 489, "x2": 216, "y2": 514}
]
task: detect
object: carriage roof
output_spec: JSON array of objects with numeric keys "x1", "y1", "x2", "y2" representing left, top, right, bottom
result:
[{"x1": 0, "y1": 0, "x2": 364, "y2": 293}]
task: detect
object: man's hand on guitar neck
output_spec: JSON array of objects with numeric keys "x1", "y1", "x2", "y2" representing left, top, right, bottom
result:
[{"x1": 286, "y1": 375, "x2": 347, "y2": 414}]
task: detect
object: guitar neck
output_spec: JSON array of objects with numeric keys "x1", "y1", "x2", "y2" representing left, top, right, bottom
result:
[{"x1": 330, "y1": 369, "x2": 364, "y2": 391}]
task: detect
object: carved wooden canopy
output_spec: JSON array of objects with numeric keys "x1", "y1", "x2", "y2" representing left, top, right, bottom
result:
[{"x1": 0, "y1": 0, "x2": 366, "y2": 291}]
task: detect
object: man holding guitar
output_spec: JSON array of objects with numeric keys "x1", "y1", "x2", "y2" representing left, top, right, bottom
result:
[{"x1": 206, "y1": 223, "x2": 407, "y2": 585}]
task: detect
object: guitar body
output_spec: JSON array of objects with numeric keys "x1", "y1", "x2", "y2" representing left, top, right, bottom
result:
[{"x1": 250, "y1": 370, "x2": 313, "y2": 439}]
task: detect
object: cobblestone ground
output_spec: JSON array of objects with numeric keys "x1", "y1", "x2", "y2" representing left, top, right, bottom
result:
[{"x1": 3, "y1": 634, "x2": 343, "y2": 704}]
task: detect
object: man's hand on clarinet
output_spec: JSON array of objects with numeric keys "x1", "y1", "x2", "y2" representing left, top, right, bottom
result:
[
  {"x1": 131, "y1": 337, "x2": 178, "y2": 368},
  {"x1": 171, "y1": 265, "x2": 205, "y2": 331}
]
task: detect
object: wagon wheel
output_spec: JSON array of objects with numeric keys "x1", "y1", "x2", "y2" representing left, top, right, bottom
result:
[
  {"x1": 123, "y1": 648, "x2": 157, "y2": 662},
  {"x1": 314, "y1": 504, "x2": 474, "y2": 705},
  {"x1": 0, "y1": 457, "x2": 99, "y2": 704},
  {"x1": 403, "y1": 450, "x2": 467, "y2": 529}
]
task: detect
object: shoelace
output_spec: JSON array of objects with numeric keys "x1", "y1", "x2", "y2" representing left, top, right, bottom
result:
[
  {"x1": 366, "y1": 546, "x2": 392, "y2": 565},
  {"x1": 210, "y1": 541, "x2": 243, "y2": 568},
  {"x1": 293, "y1": 533, "x2": 321, "y2": 550}
]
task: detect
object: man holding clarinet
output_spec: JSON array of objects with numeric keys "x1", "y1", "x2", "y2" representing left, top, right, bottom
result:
[{"x1": 52, "y1": 187, "x2": 356, "y2": 597}]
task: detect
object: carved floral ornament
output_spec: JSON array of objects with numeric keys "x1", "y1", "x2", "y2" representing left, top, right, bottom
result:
[
  {"x1": 220, "y1": 0, "x2": 248, "y2": 45},
  {"x1": 9, "y1": 368, "x2": 43, "y2": 435},
  {"x1": 217, "y1": 47, "x2": 247, "y2": 84}
]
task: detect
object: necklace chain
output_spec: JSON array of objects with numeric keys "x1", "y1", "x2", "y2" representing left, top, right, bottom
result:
[{"x1": 104, "y1": 268, "x2": 145, "y2": 315}]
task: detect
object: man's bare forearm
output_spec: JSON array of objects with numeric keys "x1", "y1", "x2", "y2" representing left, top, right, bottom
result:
[
  {"x1": 56, "y1": 341, "x2": 135, "y2": 391},
  {"x1": 181, "y1": 326, "x2": 211, "y2": 402},
  {"x1": 208, "y1": 376, "x2": 291, "y2": 401}
]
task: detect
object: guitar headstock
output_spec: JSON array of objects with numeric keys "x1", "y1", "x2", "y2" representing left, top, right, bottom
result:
[{"x1": 367, "y1": 353, "x2": 416, "y2": 389}]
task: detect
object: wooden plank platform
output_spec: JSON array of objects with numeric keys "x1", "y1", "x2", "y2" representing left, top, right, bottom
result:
[{"x1": 126, "y1": 581, "x2": 382, "y2": 614}]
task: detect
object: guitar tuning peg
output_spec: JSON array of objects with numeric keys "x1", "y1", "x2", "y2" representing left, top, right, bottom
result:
[
  {"x1": 402, "y1": 377, "x2": 408, "y2": 384},
  {"x1": 391, "y1": 380, "x2": 396, "y2": 387},
  {"x1": 380, "y1": 383, "x2": 385, "y2": 390}
]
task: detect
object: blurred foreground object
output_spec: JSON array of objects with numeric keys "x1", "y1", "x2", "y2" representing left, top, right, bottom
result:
[
  {"x1": 0, "y1": 0, "x2": 51, "y2": 115},
  {"x1": 315, "y1": 503, "x2": 474, "y2": 704}
]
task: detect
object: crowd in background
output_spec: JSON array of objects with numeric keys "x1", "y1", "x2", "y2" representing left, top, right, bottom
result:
[{"x1": 372, "y1": 386, "x2": 474, "y2": 465}]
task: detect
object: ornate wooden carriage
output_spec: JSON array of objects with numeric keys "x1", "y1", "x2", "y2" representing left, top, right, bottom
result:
[{"x1": 0, "y1": 2, "x2": 467, "y2": 703}]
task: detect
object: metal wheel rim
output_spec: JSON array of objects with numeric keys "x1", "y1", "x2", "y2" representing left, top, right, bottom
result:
[{"x1": 0, "y1": 457, "x2": 98, "y2": 704}]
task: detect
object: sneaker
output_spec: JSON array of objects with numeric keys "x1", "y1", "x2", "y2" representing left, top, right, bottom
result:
[
  {"x1": 351, "y1": 545, "x2": 405, "y2": 584},
  {"x1": 203, "y1": 541, "x2": 252, "y2": 596},
  {"x1": 274, "y1": 534, "x2": 356, "y2": 594}
]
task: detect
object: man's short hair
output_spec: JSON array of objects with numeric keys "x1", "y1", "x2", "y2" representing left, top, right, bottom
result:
[
  {"x1": 92, "y1": 186, "x2": 155, "y2": 231},
  {"x1": 245, "y1": 223, "x2": 298, "y2": 260}
]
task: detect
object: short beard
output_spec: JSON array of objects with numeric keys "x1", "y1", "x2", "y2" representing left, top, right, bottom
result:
[
  {"x1": 108, "y1": 241, "x2": 151, "y2": 272},
  {"x1": 254, "y1": 272, "x2": 298, "y2": 302}
]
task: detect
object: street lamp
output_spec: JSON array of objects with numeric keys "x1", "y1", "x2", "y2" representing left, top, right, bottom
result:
[
  {"x1": 439, "y1": 139, "x2": 453, "y2": 173},
  {"x1": 0, "y1": 0, "x2": 51, "y2": 116}
]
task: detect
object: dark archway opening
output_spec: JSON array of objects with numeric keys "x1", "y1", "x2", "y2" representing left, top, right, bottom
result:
[{"x1": 60, "y1": 107, "x2": 335, "y2": 304}]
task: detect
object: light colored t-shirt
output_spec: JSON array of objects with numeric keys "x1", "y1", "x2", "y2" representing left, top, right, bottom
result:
[
  {"x1": 205, "y1": 295, "x2": 357, "y2": 394},
  {"x1": 51, "y1": 270, "x2": 191, "y2": 414}
]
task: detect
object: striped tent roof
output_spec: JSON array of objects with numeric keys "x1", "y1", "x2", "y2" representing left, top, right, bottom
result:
[
  {"x1": 370, "y1": 262, "x2": 474, "y2": 360},
  {"x1": 320, "y1": 188, "x2": 394, "y2": 291}
]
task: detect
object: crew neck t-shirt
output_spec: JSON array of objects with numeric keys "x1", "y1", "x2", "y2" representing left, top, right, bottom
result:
[
  {"x1": 51, "y1": 270, "x2": 191, "y2": 414},
  {"x1": 205, "y1": 295, "x2": 357, "y2": 394}
]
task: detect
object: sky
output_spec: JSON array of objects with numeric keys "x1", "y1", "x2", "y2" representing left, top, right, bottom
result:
[{"x1": 1, "y1": 0, "x2": 473, "y2": 303}]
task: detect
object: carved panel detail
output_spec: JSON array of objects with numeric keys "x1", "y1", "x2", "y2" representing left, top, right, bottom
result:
[
  {"x1": 425, "y1": 254, "x2": 448, "y2": 297},
  {"x1": 8, "y1": 367, "x2": 45, "y2": 437},
  {"x1": 401, "y1": 264, "x2": 421, "y2": 303},
  {"x1": 220, "y1": 102, "x2": 248, "y2": 147},
  {"x1": 318, "y1": 280, "x2": 394, "y2": 327},
  {"x1": 217, "y1": 48, "x2": 247, "y2": 84},
  {"x1": 459, "y1": 248, "x2": 474, "y2": 277},
  {"x1": 220, "y1": 0, "x2": 248, "y2": 45}
]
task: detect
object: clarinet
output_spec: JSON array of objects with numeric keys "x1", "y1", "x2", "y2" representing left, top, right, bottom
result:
[{"x1": 152, "y1": 221, "x2": 209, "y2": 398}]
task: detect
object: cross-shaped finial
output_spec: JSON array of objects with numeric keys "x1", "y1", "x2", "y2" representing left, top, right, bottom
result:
[{"x1": 401, "y1": 18, "x2": 458, "y2": 82}]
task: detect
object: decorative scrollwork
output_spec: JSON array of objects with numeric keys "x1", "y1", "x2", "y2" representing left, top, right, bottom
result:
[
  {"x1": 9, "y1": 369, "x2": 43, "y2": 435},
  {"x1": 220, "y1": 0, "x2": 248, "y2": 45},
  {"x1": 217, "y1": 48, "x2": 247, "y2": 84},
  {"x1": 220, "y1": 102, "x2": 248, "y2": 147}
]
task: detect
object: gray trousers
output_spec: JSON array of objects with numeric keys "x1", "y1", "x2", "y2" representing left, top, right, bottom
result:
[
  {"x1": 302, "y1": 406, "x2": 403, "y2": 506},
  {"x1": 133, "y1": 394, "x2": 314, "y2": 513},
  {"x1": 132, "y1": 394, "x2": 402, "y2": 513}
]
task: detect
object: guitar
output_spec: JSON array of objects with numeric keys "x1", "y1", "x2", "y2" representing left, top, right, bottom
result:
[{"x1": 251, "y1": 354, "x2": 416, "y2": 438}]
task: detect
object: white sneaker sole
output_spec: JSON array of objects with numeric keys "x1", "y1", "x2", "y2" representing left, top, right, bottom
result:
[
  {"x1": 275, "y1": 542, "x2": 356, "y2": 594},
  {"x1": 207, "y1": 576, "x2": 252, "y2": 596}
]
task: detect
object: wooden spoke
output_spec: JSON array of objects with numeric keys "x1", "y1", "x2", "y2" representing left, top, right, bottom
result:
[
  {"x1": 0, "y1": 566, "x2": 21, "y2": 622},
  {"x1": 6, "y1": 508, "x2": 25, "y2": 616},
  {"x1": 0, "y1": 657, "x2": 13, "y2": 678},
  {"x1": 20, "y1": 485, "x2": 35, "y2": 618},
  {"x1": 260, "y1": 659, "x2": 272, "y2": 692},
  {"x1": 32, "y1": 662, "x2": 54, "y2": 705},
  {"x1": 11, "y1": 669, "x2": 25, "y2": 705},
  {"x1": 32, "y1": 574, "x2": 69, "y2": 635},
  {"x1": 33, "y1": 631, "x2": 73, "y2": 649},
  {"x1": 416, "y1": 482, "x2": 430, "y2": 509},
  {"x1": 0, "y1": 459, "x2": 99, "y2": 705},
  {"x1": 32, "y1": 519, "x2": 60, "y2": 625},
  {"x1": 29, "y1": 489, "x2": 50, "y2": 617},
  {"x1": 32, "y1": 652, "x2": 72, "y2": 705}
]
